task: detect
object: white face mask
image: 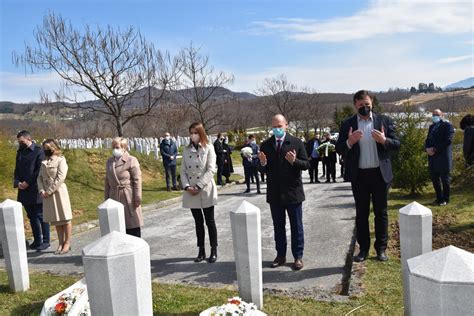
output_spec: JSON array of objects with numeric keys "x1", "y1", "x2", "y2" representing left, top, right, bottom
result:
[
  {"x1": 112, "y1": 148, "x2": 123, "y2": 158},
  {"x1": 190, "y1": 134, "x2": 200, "y2": 143}
]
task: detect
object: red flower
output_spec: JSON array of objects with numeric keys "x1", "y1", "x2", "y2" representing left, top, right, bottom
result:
[
  {"x1": 55, "y1": 302, "x2": 67, "y2": 314},
  {"x1": 229, "y1": 299, "x2": 241, "y2": 305}
]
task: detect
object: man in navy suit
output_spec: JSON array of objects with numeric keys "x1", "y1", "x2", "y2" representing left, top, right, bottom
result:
[
  {"x1": 425, "y1": 109, "x2": 454, "y2": 206},
  {"x1": 336, "y1": 90, "x2": 400, "y2": 262},
  {"x1": 305, "y1": 133, "x2": 321, "y2": 183},
  {"x1": 242, "y1": 134, "x2": 261, "y2": 194},
  {"x1": 258, "y1": 114, "x2": 309, "y2": 270}
]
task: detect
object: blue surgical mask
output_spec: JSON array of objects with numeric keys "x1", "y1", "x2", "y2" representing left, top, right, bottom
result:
[
  {"x1": 272, "y1": 127, "x2": 285, "y2": 138},
  {"x1": 432, "y1": 115, "x2": 441, "y2": 123}
]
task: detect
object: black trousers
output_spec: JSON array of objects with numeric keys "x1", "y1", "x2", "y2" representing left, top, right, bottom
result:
[
  {"x1": 430, "y1": 170, "x2": 450, "y2": 203},
  {"x1": 191, "y1": 206, "x2": 217, "y2": 248},
  {"x1": 244, "y1": 165, "x2": 260, "y2": 190},
  {"x1": 351, "y1": 168, "x2": 390, "y2": 252},
  {"x1": 216, "y1": 162, "x2": 224, "y2": 185},
  {"x1": 308, "y1": 158, "x2": 319, "y2": 182},
  {"x1": 126, "y1": 227, "x2": 141, "y2": 238},
  {"x1": 325, "y1": 159, "x2": 336, "y2": 181}
]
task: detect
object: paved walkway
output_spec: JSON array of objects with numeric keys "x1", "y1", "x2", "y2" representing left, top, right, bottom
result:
[{"x1": 1, "y1": 165, "x2": 356, "y2": 300}]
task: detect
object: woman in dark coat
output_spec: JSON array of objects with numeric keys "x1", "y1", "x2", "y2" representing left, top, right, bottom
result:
[
  {"x1": 460, "y1": 114, "x2": 474, "y2": 165},
  {"x1": 222, "y1": 139, "x2": 234, "y2": 183}
]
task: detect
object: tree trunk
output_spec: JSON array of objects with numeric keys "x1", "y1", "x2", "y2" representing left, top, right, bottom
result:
[{"x1": 116, "y1": 118, "x2": 124, "y2": 137}]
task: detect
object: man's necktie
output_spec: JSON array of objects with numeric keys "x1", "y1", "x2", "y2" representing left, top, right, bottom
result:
[{"x1": 276, "y1": 139, "x2": 282, "y2": 153}]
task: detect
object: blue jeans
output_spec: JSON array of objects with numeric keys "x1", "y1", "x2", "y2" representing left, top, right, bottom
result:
[
  {"x1": 24, "y1": 203, "x2": 50, "y2": 245},
  {"x1": 164, "y1": 164, "x2": 177, "y2": 188},
  {"x1": 270, "y1": 203, "x2": 304, "y2": 259}
]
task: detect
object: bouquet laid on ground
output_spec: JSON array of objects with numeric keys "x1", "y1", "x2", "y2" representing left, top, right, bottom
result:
[
  {"x1": 202, "y1": 297, "x2": 265, "y2": 316},
  {"x1": 41, "y1": 278, "x2": 90, "y2": 316},
  {"x1": 48, "y1": 288, "x2": 87, "y2": 315}
]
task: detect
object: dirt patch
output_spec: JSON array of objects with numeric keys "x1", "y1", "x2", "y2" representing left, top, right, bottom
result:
[{"x1": 390, "y1": 214, "x2": 474, "y2": 254}]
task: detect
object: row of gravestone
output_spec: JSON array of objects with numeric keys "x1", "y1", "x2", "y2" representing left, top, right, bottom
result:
[
  {"x1": 0, "y1": 198, "x2": 472, "y2": 315},
  {"x1": 0, "y1": 198, "x2": 264, "y2": 315}
]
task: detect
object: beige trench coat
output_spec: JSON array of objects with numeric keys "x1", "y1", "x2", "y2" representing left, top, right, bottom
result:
[
  {"x1": 181, "y1": 142, "x2": 218, "y2": 209},
  {"x1": 104, "y1": 152, "x2": 143, "y2": 229},
  {"x1": 37, "y1": 155, "x2": 72, "y2": 224}
]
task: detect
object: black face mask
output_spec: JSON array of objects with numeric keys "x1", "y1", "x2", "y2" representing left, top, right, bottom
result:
[
  {"x1": 44, "y1": 149, "x2": 53, "y2": 157},
  {"x1": 18, "y1": 142, "x2": 28, "y2": 150},
  {"x1": 358, "y1": 105, "x2": 371, "y2": 117}
]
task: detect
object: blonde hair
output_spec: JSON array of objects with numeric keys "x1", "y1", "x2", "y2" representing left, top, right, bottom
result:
[
  {"x1": 111, "y1": 137, "x2": 128, "y2": 150},
  {"x1": 42, "y1": 139, "x2": 62, "y2": 156}
]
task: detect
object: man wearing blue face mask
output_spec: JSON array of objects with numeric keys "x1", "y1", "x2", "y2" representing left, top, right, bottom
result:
[
  {"x1": 425, "y1": 109, "x2": 454, "y2": 206},
  {"x1": 258, "y1": 114, "x2": 309, "y2": 271}
]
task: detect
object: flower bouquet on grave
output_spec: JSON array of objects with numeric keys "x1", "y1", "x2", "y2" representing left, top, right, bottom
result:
[
  {"x1": 317, "y1": 142, "x2": 336, "y2": 157},
  {"x1": 40, "y1": 278, "x2": 90, "y2": 316},
  {"x1": 200, "y1": 296, "x2": 266, "y2": 316}
]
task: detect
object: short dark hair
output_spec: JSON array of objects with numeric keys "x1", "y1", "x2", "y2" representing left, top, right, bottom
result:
[
  {"x1": 217, "y1": 133, "x2": 222, "y2": 138},
  {"x1": 353, "y1": 90, "x2": 373, "y2": 104},
  {"x1": 248, "y1": 134, "x2": 255, "y2": 139},
  {"x1": 17, "y1": 130, "x2": 31, "y2": 139},
  {"x1": 460, "y1": 114, "x2": 474, "y2": 130}
]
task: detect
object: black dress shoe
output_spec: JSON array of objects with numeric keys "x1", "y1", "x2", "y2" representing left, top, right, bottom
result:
[
  {"x1": 315, "y1": 180, "x2": 321, "y2": 183},
  {"x1": 353, "y1": 251, "x2": 369, "y2": 262},
  {"x1": 256, "y1": 190, "x2": 261, "y2": 194},
  {"x1": 208, "y1": 247, "x2": 217, "y2": 263},
  {"x1": 244, "y1": 189, "x2": 250, "y2": 193},
  {"x1": 270, "y1": 256, "x2": 286, "y2": 268},
  {"x1": 376, "y1": 251, "x2": 388, "y2": 262},
  {"x1": 194, "y1": 247, "x2": 206, "y2": 262}
]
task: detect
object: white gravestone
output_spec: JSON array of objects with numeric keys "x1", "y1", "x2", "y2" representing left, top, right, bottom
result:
[
  {"x1": 97, "y1": 199, "x2": 126, "y2": 236},
  {"x1": 407, "y1": 246, "x2": 474, "y2": 316},
  {"x1": 0, "y1": 199, "x2": 29, "y2": 292},
  {"x1": 399, "y1": 201, "x2": 432, "y2": 315},
  {"x1": 230, "y1": 201, "x2": 263, "y2": 309},
  {"x1": 82, "y1": 231, "x2": 153, "y2": 316}
]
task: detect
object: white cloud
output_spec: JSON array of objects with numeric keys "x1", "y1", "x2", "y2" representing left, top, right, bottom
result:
[
  {"x1": 436, "y1": 54, "x2": 474, "y2": 64},
  {"x1": 254, "y1": 0, "x2": 473, "y2": 42}
]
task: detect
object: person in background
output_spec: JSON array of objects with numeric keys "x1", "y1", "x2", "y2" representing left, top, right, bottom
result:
[
  {"x1": 321, "y1": 132, "x2": 337, "y2": 183},
  {"x1": 336, "y1": 90, "x2": 400, "y2": 263},
  {"x1": 181, "y1": 122, "x2": 218, "y2": 263},
  {"x1": 425, "y1": 109, "x2": 454, "y2": 206},
  {"x1": 305, "y1": 133, "x2": 321, "y2": 183},
  {"x1": 37, "y1": 139, "x2": 73, "y2": 254},
  {"x1": 213, "y1": 133, "x2": 227, "y2": 186},
  {"x1": 160, "y1": 132, "x2": 179, "y2": 191},
  {"x1": 258, "y1": 114, "x2": 309, "y2": 271},
  {"x1": 222, "y1": 137, "x2": 234, "y2": 184},
  {"x1": 242, "y1": 134, "x2": 261, "y2": 194},
  {"x1": 105, "y1": 137, "x2": 144, "y2": 237},
  {"x1": 460, "y1": 114, "x2": 474, "y2": 166},
  {"x1": 14, "y1": 130, "x2": 50, "y2": 251}
]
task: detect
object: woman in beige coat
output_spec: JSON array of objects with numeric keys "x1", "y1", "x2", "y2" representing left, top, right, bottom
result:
[
  {"x1": 37, "y1": 139, "x2": 73, "y2": 254},
  {"x1": 104, "y1": 137, "x2": 143, "y2": 237},
  {"x1": 181, "y1": 122, "x2": 218, "y2": 263}
]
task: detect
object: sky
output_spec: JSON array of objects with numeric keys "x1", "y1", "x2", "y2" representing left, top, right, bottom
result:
[{"x1": 0, "y1": 0, "x2": 473, "y2": 103}]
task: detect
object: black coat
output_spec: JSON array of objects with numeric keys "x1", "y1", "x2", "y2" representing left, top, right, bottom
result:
[
  {"x1": 305, "y1": 138, "x2": 321, "y2": 160},
  {"x1": 213, "y1": 139, "x2": 226, "y2": 166},
  {"x1": 463, "y1": 126, "x2": 474, "y2": 165},
  {"x1": 14, "y1": 142, "x2": 44, "y2": 204},
  {"x1": 159, "y1": 139, "x2": 178, "y2": 166},
  {"x1": 336, "y1": 113, "x2": 400, "y2": 183},
  {"x1": 259, "y1": 134, "x2": 309, "y2": 205},
  {"x1": 425, "y1": 120, "x2": 454, "y2": 173},
  {"x1": 321, "y1": 139, "x2": 337, "y2": 163}
]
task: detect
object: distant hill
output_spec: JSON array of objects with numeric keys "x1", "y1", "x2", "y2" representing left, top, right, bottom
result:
[{"x1": 445, "y1": 77, "x2": 474, "y2": 90}]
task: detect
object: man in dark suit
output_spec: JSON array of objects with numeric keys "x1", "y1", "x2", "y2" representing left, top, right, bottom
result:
[
  {"x1": 336, "y1": 90, "x2": 400, "y2": 262},
  {"x1": 242, "y1": 134, "x2": 261, "y2": 194},
  {"x1": 258, "y1": 114, "x2": 309, "y2": 270},
  {"x1": 321, "y1": 132, "x2": 337, "y2": 183},
  {"x1": 160, "y1": 132, "x2": 179, "y2": 191},
  {"x1": 425, "y1": 109, "x2": 454, "y2": 206},
  {"x1": 213, "y1": 133, "x2": 226, "y2": 185},
  {"x1": 305, "y1": 133, "x2": 321, "y2": 183},
  {"x1": 14, "y1": 130, "x2": 50, "y2": 251}
]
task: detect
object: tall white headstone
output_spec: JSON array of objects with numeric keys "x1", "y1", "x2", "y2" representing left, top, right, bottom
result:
[
  {"x1": 399, "y1": 201, "x2": 432, "y2": 315},
  {"x1": 407, "y1": 246, "x2": 474, "y2": 315},
  {"x1": 97, "y1": 199, "x2": 126, "y2": 236},
  {"x1": 230, "y1": 201, "x2": 263, "y2": 309},
  {"x1": 0, "y1": 199, "x2": 29, "y2": 292},
  {"x1": 82, "y1": 231, "x2": 152, "y2": 315}
]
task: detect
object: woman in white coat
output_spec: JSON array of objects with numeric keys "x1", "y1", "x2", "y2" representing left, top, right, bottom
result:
[{"x1": 181, "y1": 122, "x2": 218, "y2": 263}]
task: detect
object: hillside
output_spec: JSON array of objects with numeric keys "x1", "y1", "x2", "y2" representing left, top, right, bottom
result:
[
  {"x1": 445, "y1": 77, "x2": 474, "y2": 90},
  {"x1": 392, "y1": 88, "x2": 474, "y2": 110}
]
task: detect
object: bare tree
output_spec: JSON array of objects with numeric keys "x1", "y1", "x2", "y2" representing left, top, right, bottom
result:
[
  {"x1": 14, "y1": 13, "x2": 179, "y2": 136},
  {"x1": 174, "y1": 43, "x2": 234, "y2": 133},
  {"x1": 297, "y1": 87, "x2": 326, "y2": 138},
  {"x1": 257, "y1": 74, "x2": 299, "y2": 123}
]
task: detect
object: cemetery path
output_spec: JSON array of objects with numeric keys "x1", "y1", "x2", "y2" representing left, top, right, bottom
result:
[{"x1": 1, "y1": 165, "x2": 356, "y2": 300}]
